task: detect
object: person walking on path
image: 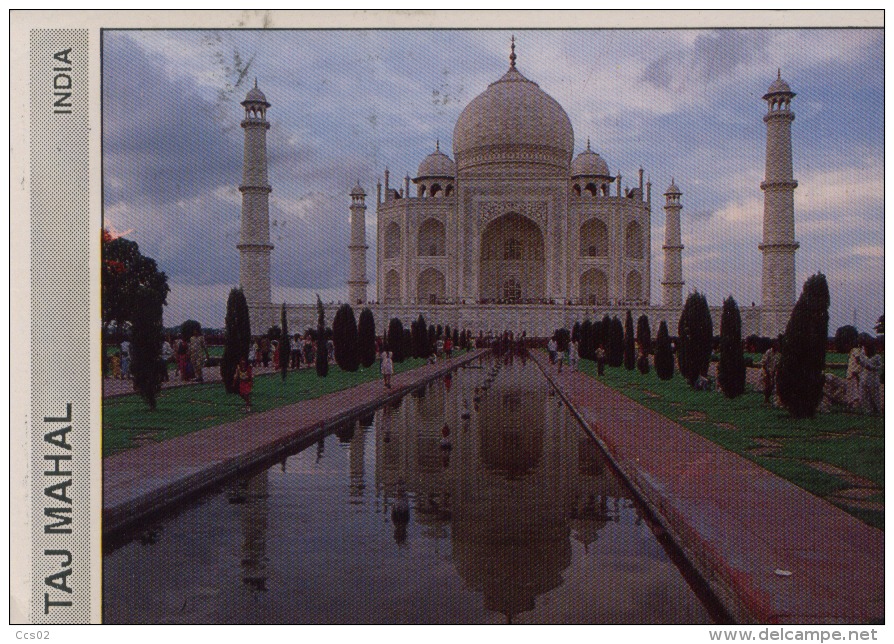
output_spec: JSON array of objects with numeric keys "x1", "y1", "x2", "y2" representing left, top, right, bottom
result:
[
  {"x1": 568, "y1": 340, "x2": 579, "y2": 372},
  {"x1": 596, "y1": 345, "x2": 606, "y2": 376},
  {"x1": 189, "y1": 329, "x2": 210, "y2": 383},
  {"x1": 857, "y1": 340, "x2": 883, "y2": 415},
  {"x1": 233, "y1": 357, "x2": 254, "y2": 412},
  {"x1": 846, "y1": 344, "x2": 866, "y2": 411},
  {"x1": 176, "y1": 336, "x2": 190, "y2": 380},
  {"x1": 760, "y1": 342, "x2": 781, "y2": 405},
  {"x1": 444, "y1": 336, "x2": 453, "y2": 358},
  {"x1": 547, "y1": 337, "x2": 557, "y2": 365},
  {"x1": 381, "y1": 350, "x2": 394, "y2": 389},
  {"x1": 119, "y1": 338, "x2": 132, "y2": 380}
]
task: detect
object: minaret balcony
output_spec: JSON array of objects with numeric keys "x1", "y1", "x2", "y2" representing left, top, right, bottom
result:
[{"x1": 759, "y1": 180, "x2": 798, "y2": 191}]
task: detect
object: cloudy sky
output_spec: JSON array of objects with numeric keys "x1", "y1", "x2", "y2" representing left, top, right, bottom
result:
[{"x1": 103, "y1": 28, "x2": 883, "y2": 331}]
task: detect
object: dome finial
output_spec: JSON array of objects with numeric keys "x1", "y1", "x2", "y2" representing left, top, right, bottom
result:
[
  {"x1": 254, "y1": 77, "x2": 258, "y2": 88},
  {"x1": 509, "y1": 35, "x2": 517, "y2": 69},
  {"x1": 586, "y1": 137, "x2": 591, "y2": 151},
  {"x1": 436, "y1": 138, "x2": 440, "y2": 152},
  {"x1": 777, "y1": 68, "x2": 781, "y2": 80}
]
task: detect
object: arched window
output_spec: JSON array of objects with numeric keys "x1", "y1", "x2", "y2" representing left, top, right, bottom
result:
[
  {"x1": 580, "y1": 269, "x2": 608, "y2": 305},
  {"x1": 430, "y1": 183, "x2": 442, "y2": 197},
  {"x1": 580, "y1": 219, "x2": 608, "y2": 257},
  {"x1": 503, "y1": 278, "x2": 521, "y2": 302},
  {"x1": 626, "y1": 270, "x2": 643, "y2": 301},
  {"x1": 445, "y1": 184, "x2": 454, "y2": 197},
  {"x1": 384, "y1": 270, "x2": 401, "y2": 304},
  {"x1": 503, "y1": 238, "x2": 522, "y2": 260},
  {"x1": 572, "y1": 184, "x2": 582, "y2": 197},
  {"x1": 417, "y1": 218, "x2": 445, "y2": 257},
  {"x1": 418, "y1": 184, "x2": 427, "y2": 198},
  {"x1": 383, "y1": 222, "x2": 401, "y2": 259},
  {"x1": 625, "y1": 221, "x2": 644, "y2": 259},
  {"x1": 417, "y1": 268, "x2": 445, "y2": 304}
]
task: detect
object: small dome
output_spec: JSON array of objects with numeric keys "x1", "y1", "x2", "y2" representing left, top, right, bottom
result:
[
  {"x1": 416, "y1": 143, "x2": 456, "y2": 178},
  {"x1": 350, "y1": 181, "x2": 366, "y2": 197},
  {"x1": 242, "y1": 80, "x2": 270, "y2": 105},
  {"x1": 764, "y1": 71, "x2": 794, "y2": 98},
  {"x1": 571, "y1": 143, "x2": 610, "y2": 178},
  {"x1": 664, "y1": 178, "x2": 681, "y2": 195}
]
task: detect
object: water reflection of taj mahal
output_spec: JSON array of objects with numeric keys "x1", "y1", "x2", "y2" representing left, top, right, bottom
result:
[{"x1": 238, "y1": 39, "x2": 800, "y2": 339}]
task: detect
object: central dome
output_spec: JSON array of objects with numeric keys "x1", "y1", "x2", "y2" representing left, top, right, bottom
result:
[{"x1": 452, "y1": 63, "x2": 574, "y2": 173}]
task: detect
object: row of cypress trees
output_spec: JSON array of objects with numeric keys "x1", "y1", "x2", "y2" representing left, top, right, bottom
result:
[{"x1": 563, "y1": 272, "x2": 831, "y2": 417}]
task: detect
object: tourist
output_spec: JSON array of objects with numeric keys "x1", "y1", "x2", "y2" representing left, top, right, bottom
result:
[
  {"x1": 109, "y1": 353, "x2": 121, "y2": 380},
  {"x1": 381, "y1": 350, "x2": 394, "y2": 389},
  {"x1": 119, "y1": 338, "x2": 131, "y2": 380},
  {"x1": 233, "y1": 357, "x2": 254, "y2": 412},
  {"x1": 189, "y1": 328, "x2": 209, "y2": 383},
  {"x1": 271, "y1": 339, "x2": 279, "y2": 370},
  {"x1": 436, "y1": 337, "x2": 445, "y2": 358},
  {"x1": 303, "y1": 335, "x2": 314, "y2": 366},
  {"x1": 327, "y1": 337, "x2": 335, "y2": 362},
  {"x1": 248, "y1": 340, "x2": 257, "y2": 367},
  {"x1": 857, "y1": 340, "x2": 883, "y2": 415},
  {"x1": 547, "y1": 337, "x2": 557, "y2": 364},
  {"x1": 846, "y1": 343, "x2": 865, "y2": 411},
  {"x1": 260, "y1": 337, "x2": 270, "y2": 367},
  {"x1": 444, "y1": 336, "x2": 453, "y2": 358},
  {"x1": 760, "y1": 341, "x2": 781, "y2": 405},
  {"x1": 160, "y1": 336, "x2": 173, "y2": 382},
  {"x1": 176, "y1": 335, "x2": 190, "y2": 380},
  {"x1": 596, "y1": 345, "x2": 606, "y2": 376},
  {"x1": 291, "y1": 334, "x2": 301, "y2": 369},
  {"x1": 568, "y1": 340, "x2": 579, "y2": 372}
]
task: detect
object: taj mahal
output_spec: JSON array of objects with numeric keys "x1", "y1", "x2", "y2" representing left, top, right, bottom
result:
[{"x1": 238, "y1": 40, "x2": 799, "y2": 339}]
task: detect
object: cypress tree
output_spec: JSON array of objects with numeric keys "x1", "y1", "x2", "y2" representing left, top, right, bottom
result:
[
  {"x1": 180, "y1": 319, "x2": 201, "y2": 341},
  {"x1": 591, "y1": 320, "x2": 603, "y2": 359},
  {"x1": 654, "y1": 320, "x2": 674, "y2": 380},
  {"x1": 572, "y1": 321, "x2": 581, "y2": 345},
  {"x1": 280, "y1": 303, "x2": 290, "y2": 380},
  {"x1": 624, "y1": 310, "x2": 636, "y2": 370},
  {"x1": 130, "y1": 286, "x2": 164, "y2": 409},
  {"x1": 445, "y1": 325, "x2": 452, "y2": 343},
  {"x1": 333, "y1": 303, "x2": 360, "y2": 372},
  {"x1": 777, "y1": 273, "x2": 830, "y2": 418},
  {"x1": 718, "y1": 296, "x2": 745, "y2": 398},
  {"x1": 437, "y1": 324, "x2": 443, "y2": 340},
  {"x1": 403, "y1": 328, "x2": 413, "y2": 361},
  {"x1": 413, "y1": 314, "x2": 428, "y2": 358},
  {"x1": 637, "y1": 314, "x2": 652, "y2": 356},
  {"x1": 387, "y1": 317, "x2": 405, "y2": 362},
  {"x1": 608, "y1": 316, "x2": 624, "y2": 367},
  {"x1": 315, "y1": 295, "x2": 328, "y2": 377},
  {"x1": 428, "y1": 324, "x2": 437, "y2": 354},
  {"x1": 580, "y1": 319, "x2": 593, "y2": 361},
  {"x1": 358, "y1": 307, "x2": 377, "y2": 368},
  {"x1": 678, "y1": 292, "x2": 713, "y2": 386},
  {"x1": 221, "y1": 287, "x2": 251, "y2": 393},
  {"x1": 600, "y1": 315, "x2": 611, "y2": 356},
  {"x1": 452, "y1": 328, "x2": 460, "y2": 348},
  {"x1": 834, "y1": 325, "x2": 859, "y2": 354}
]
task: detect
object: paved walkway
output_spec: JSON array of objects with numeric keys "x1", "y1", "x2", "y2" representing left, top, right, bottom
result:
[
  {"x1": 104, "y1": 350, "x2": 486, "y2": 534},
  {"x1": 532, "y1": 353, "x2": 884, "y2": 624}
]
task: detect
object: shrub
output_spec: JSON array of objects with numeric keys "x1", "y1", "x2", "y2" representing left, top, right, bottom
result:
[
  {"x1": 654, "y1": 320, "x2": 674, "y2": 380},
  {"x1": 572, "y1": 321, "x2": 581, "y2": 344},
  {"x1": 677, "y1": 292, "x2": 713, "y2": 386},
  {"x1": 180, "y1": 319, "x2": 201, "y2": 341},
  {"x1": 402, "y1": 328, "x2": 413, "y2": 360},
  {"x1": 221, "y1": 287, "x2": 251, "y2": 393},
  {"x1": 358, "y1": 308, "x2": 376, "y2": 368},
  {"x1": 266, "y1": 325, "x2": 281, "y2": 341},
  {"x1": 332, "y1": 303, "x2": 360, "y2": 372},
  {"x1": 718, "y1": 296, "x2": 745, "y2": 398},
  {"x1": 590, "y1": 320, "x2": 603, "y2": 359},
  {"x1": 624, "y1": 310, "x2": 636, "y2": 370},
  {"x1": 387, "y1": 317, "x2": 405, "y2": 363},
  {"x1": 315, "y1": 295, "x2": 328, "y2": 377},
  {"x1": 777, "y1": 273, "x2": 830, "y2": 418},
  {"x1": 834, "y1": 325, "x2": 859, "y2": 354}
]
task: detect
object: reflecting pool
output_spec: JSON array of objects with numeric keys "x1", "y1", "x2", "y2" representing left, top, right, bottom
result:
[{"x1": 104, "y1": 354, "x2": 714, "y2": 624}]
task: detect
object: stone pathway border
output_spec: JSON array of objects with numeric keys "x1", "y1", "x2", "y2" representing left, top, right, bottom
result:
[
  {"x1": 103, "y1": 350, "x2": 487, "y2": 535},
  {"x1": 532, "y1": 352, "x2": 884, "y2": 624}
]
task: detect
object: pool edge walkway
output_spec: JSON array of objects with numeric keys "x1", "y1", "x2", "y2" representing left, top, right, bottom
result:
[
  {"x1": 103, "y1": 350, "x2": 487, "y2": 535},
  {"x1": 532, "y1": 352, "x2": 884, "y2": 624}
]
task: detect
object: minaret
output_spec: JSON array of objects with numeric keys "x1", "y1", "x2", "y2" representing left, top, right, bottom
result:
[
  {"x1": 348, "y1": 181, "x2": 368, "y2": 304},
  {"x1": 662, "y1": 179, "x2": 684, "y2": 308},
  {"x1": 759, "y1": 70, "x2": 799, "y2": 337},
  {"x1": 238, "y1": 80, "x2": 273, "y2": 305}
]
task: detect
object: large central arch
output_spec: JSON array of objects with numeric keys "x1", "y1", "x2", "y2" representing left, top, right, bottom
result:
[{"x1": 479, "y1": 213, "x2": 545, "y2": 303}]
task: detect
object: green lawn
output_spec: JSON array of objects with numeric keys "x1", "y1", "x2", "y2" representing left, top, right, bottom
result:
[
  {"x1": 103, "y1": 356, "x2": 436, "y2": 457},
  {"x1": 577, "y1": 358, "x2": 884, "y2": 529}
]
